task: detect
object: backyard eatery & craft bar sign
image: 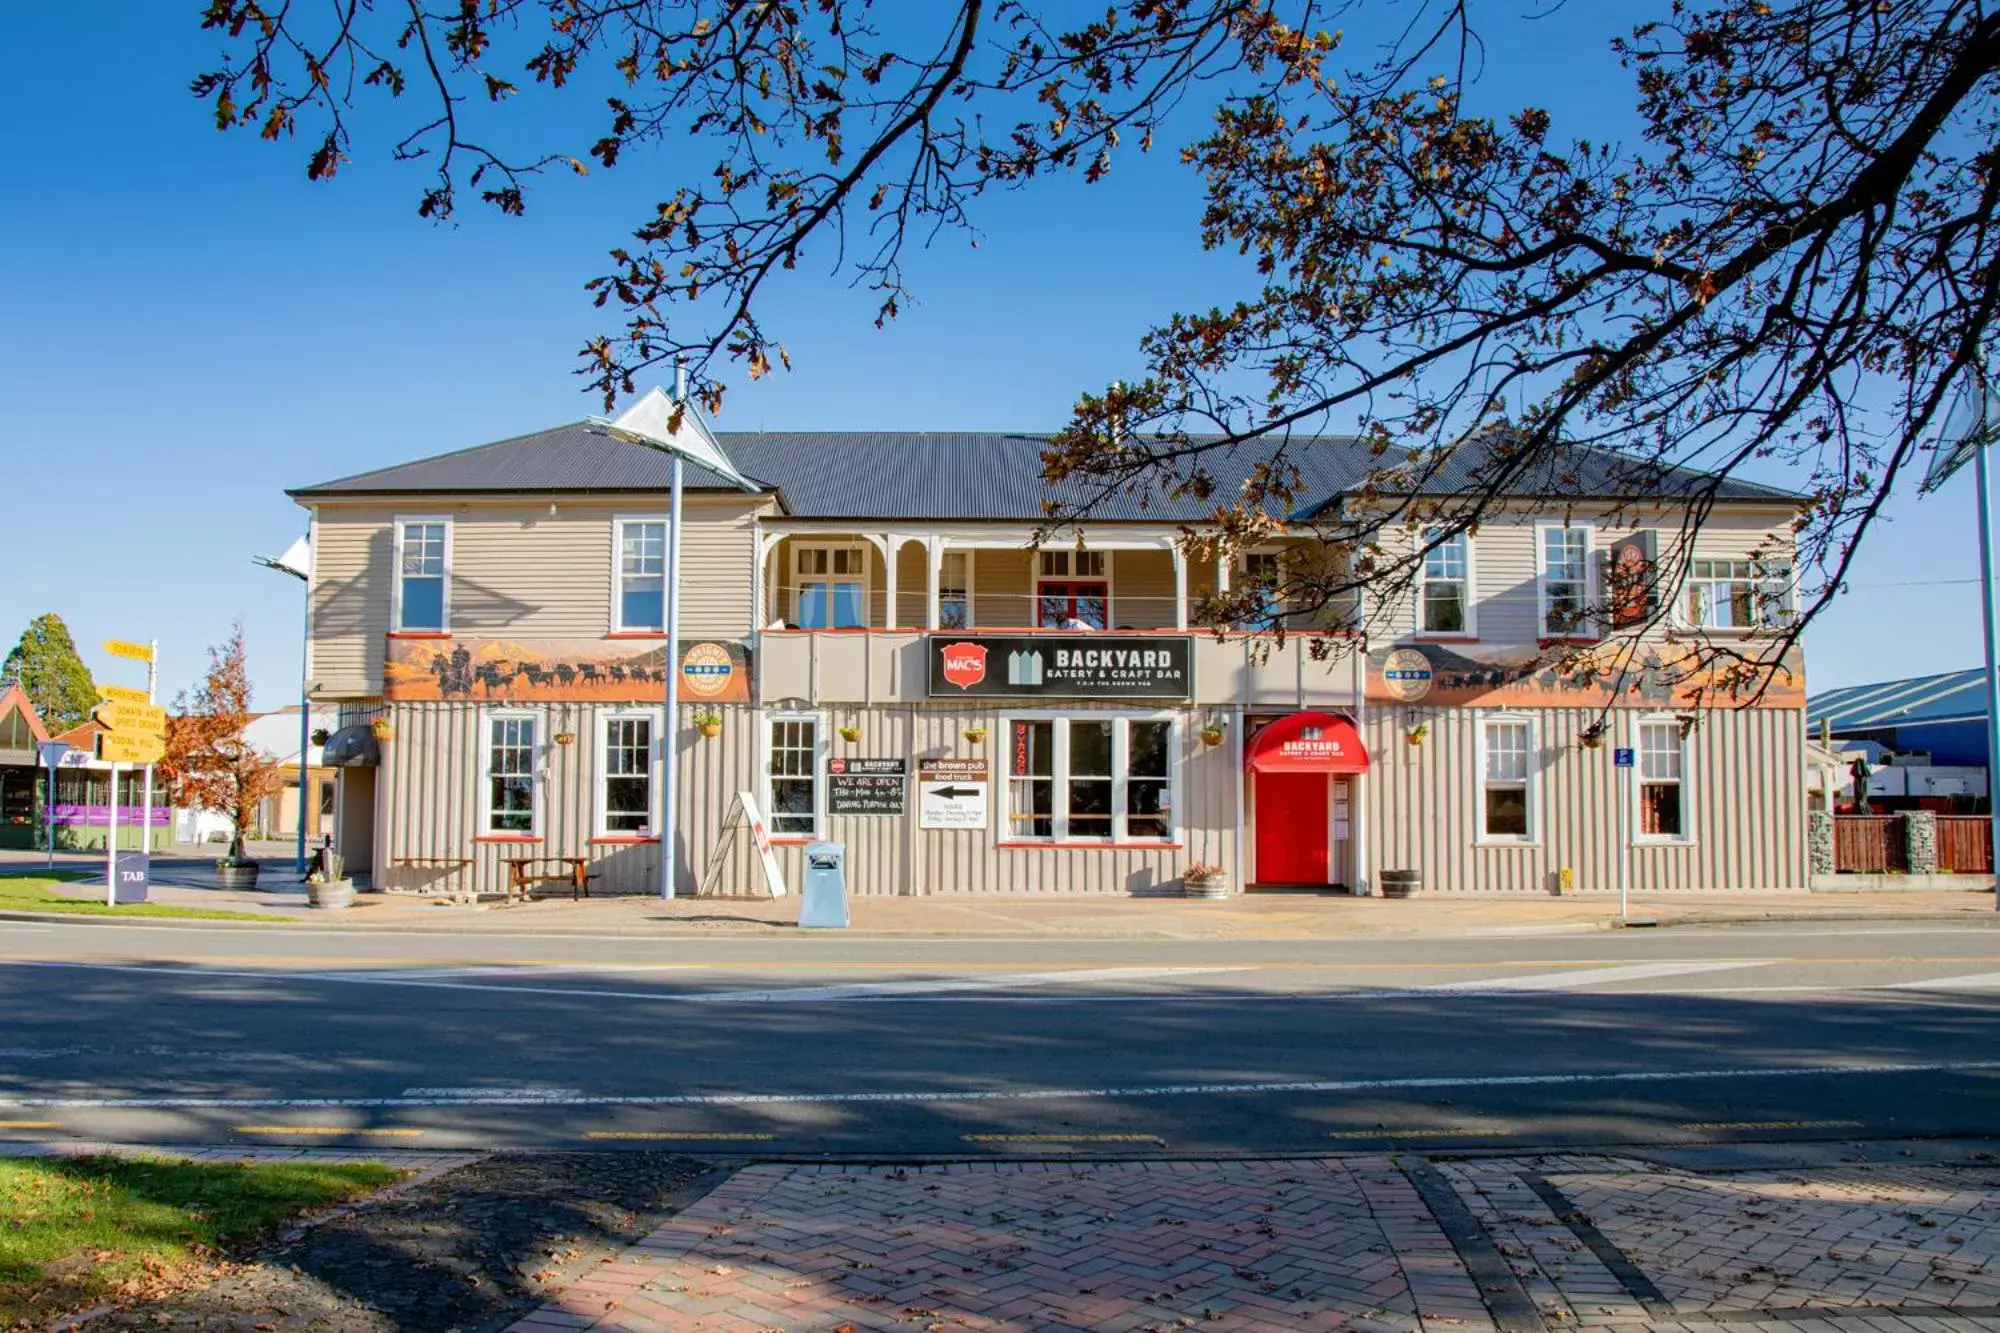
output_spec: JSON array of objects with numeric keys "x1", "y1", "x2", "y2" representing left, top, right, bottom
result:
[{"x1": 927, "y1": 635, "x2": 1193, "y2": 700}]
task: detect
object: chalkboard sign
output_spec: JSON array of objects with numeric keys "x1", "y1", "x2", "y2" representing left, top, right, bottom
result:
[{"x1": 828, "y1": 758, "x2": 908, "y2": 816}]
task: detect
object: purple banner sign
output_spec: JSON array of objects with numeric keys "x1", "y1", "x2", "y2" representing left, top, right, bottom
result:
[{"x1": 51, "y1": 805, "x2": 170, "y2": 827}]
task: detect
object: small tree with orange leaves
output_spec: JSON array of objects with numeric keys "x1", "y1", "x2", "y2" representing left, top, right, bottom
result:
[{"x1": 160, "y1": 624, "x2": 283, "y2": 863}]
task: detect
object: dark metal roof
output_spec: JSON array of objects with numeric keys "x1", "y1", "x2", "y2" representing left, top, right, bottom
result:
[{"x1": 291, "y1": 421, "x2": 1800, "y2": 519}]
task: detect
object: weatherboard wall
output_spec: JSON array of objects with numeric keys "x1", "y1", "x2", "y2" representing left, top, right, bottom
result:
[{"x1": 305, "y1": 497, "x2": 766, "y2": 697}]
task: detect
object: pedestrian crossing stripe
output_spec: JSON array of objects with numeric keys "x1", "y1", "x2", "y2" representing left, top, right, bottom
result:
[
  {"x1": 963, "y1": 1134, "x2": 1166, "y2": 1144},
  {"x1": 582, "y1": 1131, "x2": 776, "y2": 1140}
]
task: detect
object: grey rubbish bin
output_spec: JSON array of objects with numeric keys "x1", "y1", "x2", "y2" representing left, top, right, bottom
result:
[{"x1": 799, "y1": 840, "x2": 849, "y2": 929}]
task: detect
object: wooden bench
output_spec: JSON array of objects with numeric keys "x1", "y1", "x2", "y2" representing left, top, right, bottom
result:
[
  {"x1": 504, "y1": 856, "x2": 602, "y2": 902},
  {"x1": 391, "y1": 856, "x2": 479, "y2": 904}
]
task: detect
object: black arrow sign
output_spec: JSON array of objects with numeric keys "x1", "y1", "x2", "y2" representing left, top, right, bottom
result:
[{"x1": 928, "y1": 785, "x2": 982, "y2": 800}]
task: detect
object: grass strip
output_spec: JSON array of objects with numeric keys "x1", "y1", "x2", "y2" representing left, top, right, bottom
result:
[
  {"x1": 0, "y1": 1154, "x2": 405, "y2": 1325},
  {"x1": 0, "y1": 873, "x2": 276, "y2": 921}
]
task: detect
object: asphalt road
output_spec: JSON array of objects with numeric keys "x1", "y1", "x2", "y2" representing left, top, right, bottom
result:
[{"x1": 3, "y1": 917, "x2": 1998, "y2": 1156}]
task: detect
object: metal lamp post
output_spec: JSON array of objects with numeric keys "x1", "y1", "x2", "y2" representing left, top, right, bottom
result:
[
  {"x1": 591, "y1": 370, "x2": 762, "y2": 899},
  {"x1": 254, "y1": 535, "x2": 313, "y2": 875},
  {"x1": 1920, "y1": 369, "x2": 2000, "y2": 909}
]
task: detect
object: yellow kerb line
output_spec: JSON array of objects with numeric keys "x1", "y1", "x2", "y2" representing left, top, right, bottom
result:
[
  {"x1": 582, "y1": 1131, "x2": 777, "y2": 1141},
  {"x1": 963, "y1": 1134, "x2": 1165, "y2": 1144},
  {"x1": 0, "y1": 1121, "x2": 59, "y2": 1130},
  {"x1": 236, "y1": 1126, "x2": 426, "y2": 1138}
]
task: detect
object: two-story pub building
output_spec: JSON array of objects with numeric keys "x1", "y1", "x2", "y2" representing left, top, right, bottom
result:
[{"x1": 292, "y1": 405, "x2": 1809, "y2": 900}]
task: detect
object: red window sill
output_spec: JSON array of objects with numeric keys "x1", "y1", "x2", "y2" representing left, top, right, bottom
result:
[
  {"x1": 770, "y1": 836, "x2": 817, "y2": 846},
  {"x1": 997, "y1": 842, "x2": 1185, "y2": 850},
  {"x1": 474, "y1": 834, "x2": 542, "y2": 844},
  {"x1": 389, "y1": 631, "x2": 452, "y2": 640},
  {"x1": 603, "y1": 631, "x2": 666, "y2": 640},
  {"x1": 590, "y1": 836, "x2": 660, "y2": 845}
]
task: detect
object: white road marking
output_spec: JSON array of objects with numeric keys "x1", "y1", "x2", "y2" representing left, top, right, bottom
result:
[
  {"x1": 1422, "y1": 960, "x2": 1768, "y2": 991},
  {"x1": 402, "y1": 1086, "x2": 580, "y2": 1099},
  {"x1": 5, "y1": 1058, "x2": 1997, "y2": 1111},
  {"x1": 678, "y1": 966, "x2": 1254, "y2": 1003},
  {"x1": 1887, "y1": 972, "x2": 2000, "y2": 990},
  {"x1": 313, "y1": 964, "x2": 698, "y2": 981}
]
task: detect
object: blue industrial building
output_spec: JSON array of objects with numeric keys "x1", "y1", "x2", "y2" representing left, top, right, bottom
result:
[{"x1": 1807, "y1": 670, "x2": 1991, "y2": 767}]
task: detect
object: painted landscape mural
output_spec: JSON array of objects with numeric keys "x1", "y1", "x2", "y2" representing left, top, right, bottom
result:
[
  {"x1": 1365, "y1": 641, "x2": 1804, "y2": 710},
  {"x1": 384, "y1": 638, "x2": 752, "y2": 703}
]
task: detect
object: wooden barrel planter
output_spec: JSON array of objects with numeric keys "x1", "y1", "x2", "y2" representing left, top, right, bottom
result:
[{"x1": 1380, "y1": 869, "x2": 1422, "y2": 899}]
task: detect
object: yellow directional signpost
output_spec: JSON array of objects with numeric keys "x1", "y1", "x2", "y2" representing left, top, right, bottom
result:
[{"x1": 96, "y1": 637, "x2": 162, "y2": 904}]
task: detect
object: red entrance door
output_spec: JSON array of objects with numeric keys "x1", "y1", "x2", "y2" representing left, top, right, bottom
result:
[{"x1": 1256, "y1": 771, "x2": 1328, "y2": 884}]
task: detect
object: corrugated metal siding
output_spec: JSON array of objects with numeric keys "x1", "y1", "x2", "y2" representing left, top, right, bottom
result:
[
  {"x1": 1365, "y1": 705, "x2": 1805, "y2": 892},
  {"x1": 374, "y1": 698, "x2": 1232, "y2": 897}
]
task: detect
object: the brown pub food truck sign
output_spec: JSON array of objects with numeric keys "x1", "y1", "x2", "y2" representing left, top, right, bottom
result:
[{"x1": 927, "y1": 635, "x2": 1193, "y2": 700}]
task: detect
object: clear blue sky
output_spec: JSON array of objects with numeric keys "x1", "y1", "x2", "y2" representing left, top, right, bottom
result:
[{"x1": 0, "y1": 3, "x2": 1985, "y2": 710}]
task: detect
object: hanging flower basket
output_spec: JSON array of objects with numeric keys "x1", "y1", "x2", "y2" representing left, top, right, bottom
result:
[
  {"x1": 839, "y1": 724, "x2": 863, "y2": 743},
  {"x1": 370, "y1": 717, "x2": 395, "y2": 743},
  {"x1": 963, "y1": 726, "x2": 989, "y2": 744},
  {"x1": 309, "y1": 727, "x2": 331, "y2": 747},
  {"x1": 1199, "y1": 726, "x2": 1226, "y2": 749},
  {"x1": 1578, "y1": 723, "x2": 1606, "y2": 751},
  {"x1": 692, "y1": 708, "x2": 723, "y2": 739},
  {"x1": 1404, "y1": 722, "x2": 1428, "y2": 747}
]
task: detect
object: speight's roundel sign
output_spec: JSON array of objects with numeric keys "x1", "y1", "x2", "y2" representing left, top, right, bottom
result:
[
  {"x1": 680, "y1": 641, "x2": 737, "y2": 697},
  {"x1": 1380, "y1": 647, "x2": 1435, "y2": 702}
]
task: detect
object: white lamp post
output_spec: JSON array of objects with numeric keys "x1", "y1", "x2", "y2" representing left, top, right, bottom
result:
[
  {"x1": 1920, "y1": 369, "x2": 2000, "y2": 909},
  {"x1": 592, "y1": 372, "x2": 761, "y2": 898},
  {"x1": 254, "y1": 535, "x2": 313, "y2": 874}
]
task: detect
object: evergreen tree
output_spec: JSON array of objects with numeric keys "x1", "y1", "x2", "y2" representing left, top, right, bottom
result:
[{"x1": 2, "y1": 614, "x2": 97, "y2": 731}]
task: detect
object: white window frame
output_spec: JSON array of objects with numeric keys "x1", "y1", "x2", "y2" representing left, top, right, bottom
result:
[
  {"x1": 938, "y1": 549, "x2": 976, "y2": 630},
  {"x1": 594, "y1": 708, "x2": 663, "y2": 838},
  {"x1": 392, "y1": 515, "x2": 453, "y2": 633},
  {"x1": 998, "y1": 711, "x2": 1180, "y2": 845},
  {"x1": 611, "y1": 515, "x2": 671, "y2": 633},
  {"x1": 791, "y1": 542, "x2": 871, "y2": 629},
  {"x1": 1475, "y1": 712, "x2": 1539, "y2": 845},
  {"x1": 1415, "y1": 527, "x2": 1476, "y2": 638},
  {"x1": 1631, "y1": 714, "x2": 1692, "y2": 844},
  {"x1": 479, "y1": 708, "x2": 542, "y2": 837},
  {"x1": 1033, "y1": 550, "x2": 1115, "y2": 629},
  {"x1": 760, "y1": 709, "x2": 828, "y2": 840},
  {"x1": 1536, "y1": 523, "x2": 1598, "y2": 640},
  {"x1": 1677, "y1": 557, "x2": 1797, "y2": 632}
]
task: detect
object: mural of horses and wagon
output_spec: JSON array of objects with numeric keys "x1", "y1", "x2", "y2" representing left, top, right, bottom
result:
[{"x1": 383, "y1": 637, "x2": 752, "y2": 703}]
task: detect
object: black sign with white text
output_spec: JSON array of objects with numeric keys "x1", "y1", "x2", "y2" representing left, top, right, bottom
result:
[
  {"x1": 828, "y1": 758, "x2": 909, "y2": 816},
  {"x1": 928, "y1": 635, "x2": 1193, "y2": 700}
]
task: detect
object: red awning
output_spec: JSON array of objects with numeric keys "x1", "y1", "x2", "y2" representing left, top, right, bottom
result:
[{"x1": 1245, "y1": 712, "x2": 1370, "y2": 774}]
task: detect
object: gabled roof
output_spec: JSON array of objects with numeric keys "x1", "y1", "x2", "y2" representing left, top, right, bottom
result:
[
  {"x1": 291, "y1": 420, "x2": 1801, "y2": 521},
  {"x1": 0, "y1": 682, "x2": 50, "y2": 751},
  {"x1": 1807, "y1": 670, "x2": 1990, "y2": 733}
]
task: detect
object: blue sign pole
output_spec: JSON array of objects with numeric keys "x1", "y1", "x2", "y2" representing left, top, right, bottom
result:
[
  {"x1": 36, "y1": 741, "x2": 73, "y2": 870},
  {"x1": 1613, "y1": 744, "x2": 1635, "y2": 922}
]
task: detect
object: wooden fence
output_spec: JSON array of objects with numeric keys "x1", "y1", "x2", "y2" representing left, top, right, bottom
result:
[
  {"x1": 1936, "y1": 817, "x2": 1994, "y2": 874},
  {"x1": 1832, "y1": 816, "x2": 1907, "y2": 873}
]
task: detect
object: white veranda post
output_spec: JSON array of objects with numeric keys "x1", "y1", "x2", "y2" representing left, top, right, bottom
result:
[{"x1": 595, "y1": 381, "x2": 763, "y2": 899}]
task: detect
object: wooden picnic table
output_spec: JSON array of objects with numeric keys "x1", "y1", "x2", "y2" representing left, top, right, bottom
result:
[{"x1": 503, "y1": 855, "x2": 599, "y2": 902}]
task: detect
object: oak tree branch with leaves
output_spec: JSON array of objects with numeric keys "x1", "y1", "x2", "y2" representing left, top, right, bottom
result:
[
  {"x1": 194, "y1": 0, "x2": 2000, "y2": 699},
  {"x1": 160, "y1": 625, "x2": 283, "y2": 863}
]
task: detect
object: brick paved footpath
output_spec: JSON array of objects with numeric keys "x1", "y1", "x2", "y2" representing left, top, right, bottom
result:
[{"x1": 511, "y1": 1155, "x2": 2000, "y2": 1333}]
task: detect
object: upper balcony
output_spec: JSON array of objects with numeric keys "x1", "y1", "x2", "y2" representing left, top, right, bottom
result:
[{"x1": 753, "y1": 529, "x2": 1364, "y2": 709}]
